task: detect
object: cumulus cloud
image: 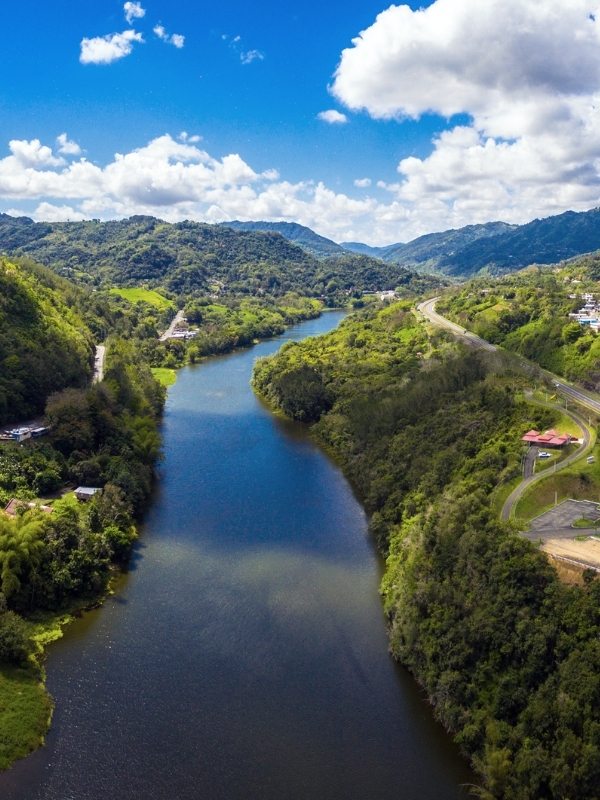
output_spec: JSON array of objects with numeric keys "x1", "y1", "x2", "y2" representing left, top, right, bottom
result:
[
  {"x1": 328, "y1": 0, "x2": 600, "y2": 237},
  {"x1": 124, "y1": 2, "x2": 145, "y2": 25},
  {"x1": 8, "y1": 139, "x2": 64, "y2": 168},
  {"x1": 34, "y1": 202, "x2": 87, "y2": 222},
  {"x1": 0, "y1": 134, "x2": 383, "y2": 242},
  {"x1": 56, "y1": 133, "x2": 82, "y2": 156},
  {"x1": 317, "y1": 109, "x2": 348, "y2": 125},
  {"x1": 3, "y1": 123, "x2": 600, "y2": 246},
  {"x1": 154, "y1": 25, "x2": 185, "y2": 48},
  {"x1": 354, "y1": 178, "x2": 371, "y2": 188},
  {"x1": 240, "y1": 49, "x2": 264, "y2": 65},
  {"x1": 80, "y1": 29, "x2": 144, "y2": 65}
]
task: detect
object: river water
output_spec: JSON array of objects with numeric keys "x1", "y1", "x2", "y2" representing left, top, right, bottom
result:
[{"x1": 0, "y1": 312, "x2": 474, "y2": 800}]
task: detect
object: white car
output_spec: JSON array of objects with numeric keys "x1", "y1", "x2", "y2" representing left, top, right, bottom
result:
[{"x1": 538, "y1": 451, "x2": 551, "y2": 458}]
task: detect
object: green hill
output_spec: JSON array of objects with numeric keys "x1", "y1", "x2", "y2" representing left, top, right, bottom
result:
[
  {"x1": 437, "y1": 208, "x2": 600, "y2": 276},
  {"x1": 0, "y1": 257, "x2": 95, "y2": 425},
  {"x1": 0, "y1": 214, "x2": 442, "y2": 301},
  {"x1": 219, "y1": 220, "x2": 346, "y2": 258}
]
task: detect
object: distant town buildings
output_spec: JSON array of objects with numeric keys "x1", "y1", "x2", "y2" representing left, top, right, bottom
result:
[{"x1": 568, "y1": 292, "x2": 600, "y2": 333}]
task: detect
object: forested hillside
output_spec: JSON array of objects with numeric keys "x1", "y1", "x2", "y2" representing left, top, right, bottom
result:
[
  {"x1": 344, "y1": 207, "x2": 600, "y2": 278},
  {"x1": 219, "y1": 220, "x2": 346, "y2": 258},
  {"x1": 253, "y1": 303, "x2": 600, "y2": 799},
  {"x1": 437, "y1": 253, "x2": 600, "y2": 388},
  {"x1": 0, "y1": 214, "x2": 441, "y2": 302},
  {"x1": 0, "y1": 258, "x2": 95, "y2": 425}
]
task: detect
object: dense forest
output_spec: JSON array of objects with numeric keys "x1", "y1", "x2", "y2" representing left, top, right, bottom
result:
[
  {"x1": 253, "y1": 303, "x2": 600, "y2": 799},
  {"x1": 0, "y1": 334, "x2": 165, "y2": 768},
  {"x1": 0, "y1": 258, "x2": 95, "y2": 425},
  {"x1": 0, "y1": 214, "x2": 443, "y2": 303},
  {"x1": 437, "y1": 254, "x2": 600, "y2": 389}
]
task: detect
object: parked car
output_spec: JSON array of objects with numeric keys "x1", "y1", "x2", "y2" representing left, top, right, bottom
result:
[{"x1": 538, "y1": 451, "x2": 551, "y2": 458}]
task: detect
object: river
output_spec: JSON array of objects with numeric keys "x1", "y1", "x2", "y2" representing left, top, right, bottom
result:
[{"x1": 0, "y1": 312, "x2": 474, "y2": 800}]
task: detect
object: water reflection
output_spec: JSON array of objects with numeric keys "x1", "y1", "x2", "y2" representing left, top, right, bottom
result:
[{"x1": 0, "y1": 312, "x2": 474, "y2": 800}]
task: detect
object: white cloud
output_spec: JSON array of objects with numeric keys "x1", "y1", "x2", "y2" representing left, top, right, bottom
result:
[
  {"x1": 8, "y1": 139, "x2": 64, "y2": 168},
  {"x1": 241, "y1": 49, "x2": 264, "y2": 65},
  {"x1": 332, "y1": 0, "x2": 600, "y2": 133},
  {"x1": 326, "y1": 0, "x2": 600, "y2": 238},
  {"x1": 124, "y1": 2, "x2": 145, "y2": 25},
  {"x1": 178, "y1": 132, "x2": 202, "y2": 144},
  {"x1": 3, "y1": 123, "x2": 600, "y2": 246},
  {"x1": 56, "y1": 133, "x2": 82, "y2": 157},
  {"x1": 354, "y1": 178, "x2": 371, "y2": 188},
  {"x1": 154, "y1": 25, "x2": 185, "y2": 48},
  {"x1": 34, "y1": 202, "x2": 87, "y2": 222},
  {"x1": 317, "y1": 109, "x2": 348, "y2": 125},
  {"x1": 80, "y1": 29, "x2": 144, "y2": 65}
]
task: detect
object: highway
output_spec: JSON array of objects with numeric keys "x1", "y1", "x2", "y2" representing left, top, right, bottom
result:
[
  {"x1": 418, "y1": 297, "x2": 600, "y2": 413},
  {"x1": 418, "y1": 296, "x2": 600, "y2": 572},
  {"x1": 416, "y1": 297, "x2": 597, "y2": 522}
]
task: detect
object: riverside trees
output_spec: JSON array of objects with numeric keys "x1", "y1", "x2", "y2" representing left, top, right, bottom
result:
[{"x1": 253, "y1": 300, "x2": 600, "y2": 799}]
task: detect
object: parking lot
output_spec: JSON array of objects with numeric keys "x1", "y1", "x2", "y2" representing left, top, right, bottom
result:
[{"x1": 529, "y1": 499, "x2": 600, "y2": 531}]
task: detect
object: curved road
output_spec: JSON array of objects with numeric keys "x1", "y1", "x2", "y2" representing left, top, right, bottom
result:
[
  {"x1": 500, "y1": 405, "x2": 592, "y2": 520},
  {"x1": 416, "y1": 298, "x2": 596, "y2": 520},
  {"x1": 418, "y1": 297, "x2": 600, "y2": 414}
]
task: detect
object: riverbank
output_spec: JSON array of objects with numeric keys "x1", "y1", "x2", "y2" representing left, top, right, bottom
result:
[
  {"x1": 0, "y1": 309, "x2": 476, "y2": 800},
  {"x1": 0, "y1": 597, "x2": 109, "y2": 770},
  {"x1": 0, "y1": 308, "x2": 332, "y2": 775},
  {"x1": 252, "y1": 302, "x2": 600, "y2": 799}
]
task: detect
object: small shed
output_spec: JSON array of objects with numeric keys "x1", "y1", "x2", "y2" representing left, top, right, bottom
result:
[{"x1": 75, "y1": 487, "x2": 103, "y2": 502}]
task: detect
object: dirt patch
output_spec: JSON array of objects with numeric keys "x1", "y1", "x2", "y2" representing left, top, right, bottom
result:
[{"x1": 541, "y1": 536, "x2": 600, "y2": 571}]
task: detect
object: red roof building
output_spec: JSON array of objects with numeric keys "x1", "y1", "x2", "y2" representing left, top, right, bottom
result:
[{"x1": 521, "y1": 429, "x2": 575, "y2": 448}]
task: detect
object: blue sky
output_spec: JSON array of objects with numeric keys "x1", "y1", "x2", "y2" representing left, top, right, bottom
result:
[{"x1": 1, "y1": 1, "x2": 600, "y2": 244}]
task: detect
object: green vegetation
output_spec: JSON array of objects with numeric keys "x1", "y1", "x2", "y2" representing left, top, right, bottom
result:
[
  {"x1": 437, "y1": 255, "x2": 600, "y2": 390},
  {"x1": 151, "y1": 367, "x2": 177, "y2": 387},
  {"x1": 220, "y1": 219, "x2": 346, "y2": 258},
  {"x1": 0, "y1": 327, "x2": 165, "y2": 770},
  {"x1": 109, "y1": 287, "x2": 174, "y2": 310},
  {"x1": 0, "y1": 258, "x2": 94, "y2": 425},
  {"x1": 0, "y1": 214, "x2": 443, "y2": 304},
  {"x1": 573, "y1": 518, "x2": 600, "y2": 528},
  {"x1": 253, "y1": 302, "x2": 600, "y2": 799}
]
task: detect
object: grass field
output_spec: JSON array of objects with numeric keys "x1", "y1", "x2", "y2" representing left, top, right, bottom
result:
[
  {"x1": 0, "y1": 612, "x2": 72, "y2": 771},
  {"x1": 109, "y1": 288, "x2": 174, "y2": 310},
  {"x1": 0, "y1": 663, "x2": 51, "y2": 770},
  {"x1": 151, "y1": 367, "x2": 177, "y2": 387}
]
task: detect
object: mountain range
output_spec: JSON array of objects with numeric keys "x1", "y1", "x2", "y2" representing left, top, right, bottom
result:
[
  {"x1": 3, "y1": 207, "x2": 600, "y2": 286},
  {"x1": 220, "y1": 208, "x2": 600, "y2": 277}
]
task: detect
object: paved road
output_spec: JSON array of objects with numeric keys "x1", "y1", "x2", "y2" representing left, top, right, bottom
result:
[
  {"x1": 416, "y1": 298, "x2": 596, "y2": 520},
  {"x1": 159, "y1": 309, "x2": 185, "y2": 342},
  {"x1": 523, "y1": 446, "x2": 538, "y2": 479},
  {"x1": 93, "y1": 344, "x2": 106, "y2": 383},
  {"x1": 418, "y1": 297, "x2": 600, "y2": 413},
  {"x1": 500, "y1": 405, "x2": 593, "y2": 520},
  {"x1": 417, "y1": 297, "x2": 497, "y2": 352}
]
